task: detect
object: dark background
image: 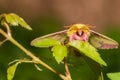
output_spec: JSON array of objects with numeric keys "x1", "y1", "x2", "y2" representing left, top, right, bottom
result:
[{"x1": 0, "y1": 0, "x2": 120, "y2": 80}]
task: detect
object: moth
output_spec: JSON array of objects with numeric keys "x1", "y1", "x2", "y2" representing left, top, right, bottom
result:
[{"x1": 31, "y1": 24, "x2": 118, "y2": 49}]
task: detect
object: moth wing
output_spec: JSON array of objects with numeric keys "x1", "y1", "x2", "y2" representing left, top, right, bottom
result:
[
  {"x1": 89, "y1": 30, "x2": 118, "y2": 49},
  {"x1": 31, "y1": 30, "x2": 68, "y2": 45}
]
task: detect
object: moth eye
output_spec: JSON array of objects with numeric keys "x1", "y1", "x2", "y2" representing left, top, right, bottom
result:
[{"x1": 76, "y1": 31, "x2": 84, "y2": 36}]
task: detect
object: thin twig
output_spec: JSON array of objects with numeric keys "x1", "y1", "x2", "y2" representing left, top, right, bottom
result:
[
  {"x1": 0, "y1": 39, "x2": 8, "y2": 45},
  {"x1": 3, "y1": 22, "x2": 11, "y2": 36},
  {"x1": 64, "y1": 58, "x2": 72, "y2": 80}
]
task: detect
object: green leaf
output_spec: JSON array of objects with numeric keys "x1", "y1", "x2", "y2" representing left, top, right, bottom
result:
[
  {"x1": 7, "y1": 62, "x2": 19, "y2": 80},
  {"x1": 51, "y1": 45, "x2": 67, "y2": 63},
  {"x1": 31, "y1": 38, "x2": 61, "y2": 48},
  {"x1": 83, "y1": 56, "x2": 104, "y2": 80},
  {"x1": 10, "y1": 13, "x2": 32, "y2": 30},
  {"x1": 107, "y1": 72, "x2": 120, "y2": 80},
  {"x1": 5, "y1": 14, "x2": 18, "y2": 26},
  {"x1": 5, "y1": 13, "x2": 32, "y2": 30},
  {"x1": 34, "y1": 64, "x2": 42, "y2": 71},
  {"x1": 69, "y1": 40, "x2": 107, "y2": 66}
]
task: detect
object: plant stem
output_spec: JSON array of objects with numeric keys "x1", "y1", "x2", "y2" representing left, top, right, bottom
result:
[
  {"x1": 0, "y1": 28, "x2": 66, "y2": 80},
  {"x1": 64, "y1": 59, "x2": 72, "y2": 80}
]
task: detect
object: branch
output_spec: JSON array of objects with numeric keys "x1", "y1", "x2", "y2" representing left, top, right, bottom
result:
[
  {"x1": 64, "y1": 58, "x2": 72, "y2": 80},
  {"x1": 0, "y1": 28, "x2": 66, "y2": 80}
]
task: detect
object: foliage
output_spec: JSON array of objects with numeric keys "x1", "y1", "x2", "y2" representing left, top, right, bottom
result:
[
  {"x1": 7, "y1": 62, "x2": 19, "y2": 80},
  {"x1": 4, "y1": 13, "x2": 32, "y2": 30},
  {"x1": 52, "y1": 45, "x2": 67, "y2": 63},
  {"x1": 107, "y1": 72, "x2": 120, "y2": 80},
  {"x1": 69, "y1": 40, "x2": 107, "y2": 66}
]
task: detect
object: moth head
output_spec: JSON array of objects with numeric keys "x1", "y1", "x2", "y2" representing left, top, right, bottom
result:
[{"x1": 67, "y1": 24, "x2": 90, "y2": 41}]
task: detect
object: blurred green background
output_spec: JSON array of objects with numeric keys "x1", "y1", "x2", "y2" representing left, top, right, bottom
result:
[{"x1": 0, "y1": 0, "x2": 120, "y2": 80}]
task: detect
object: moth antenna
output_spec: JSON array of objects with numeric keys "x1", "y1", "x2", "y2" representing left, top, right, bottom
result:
[
  {"x1": 64, "y1": 26, "x2": 70, "y2": 28},
  {"x1": 89, "y1": 25, "x2": 96, "y2": 28}
]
